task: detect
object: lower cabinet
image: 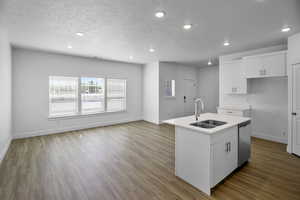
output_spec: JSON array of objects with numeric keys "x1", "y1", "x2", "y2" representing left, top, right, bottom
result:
[
  {"x1": 175, "y1": 126, "x2": 238, "y2": 195},
  {"x1": 211, "y1": 127, "x2": 238, "y2": 187}
]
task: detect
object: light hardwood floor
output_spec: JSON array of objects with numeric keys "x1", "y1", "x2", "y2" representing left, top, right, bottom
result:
[{"x1": 0, "y1": 121, "x2": 299, "y2": 200}]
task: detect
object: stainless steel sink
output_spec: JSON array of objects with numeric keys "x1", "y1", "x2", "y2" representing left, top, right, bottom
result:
[{"x1": 190, "y1": 120, "x2": 227, "y2": 129}]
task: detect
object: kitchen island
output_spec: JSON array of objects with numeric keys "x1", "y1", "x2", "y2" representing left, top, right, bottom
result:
[{"x1": 164, "y1": 113, "x2": 251, "y2": 195}]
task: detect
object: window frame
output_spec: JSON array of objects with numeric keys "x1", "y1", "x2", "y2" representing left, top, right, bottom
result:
[
  {"x1": 164, "y1": 79, "x2": 176, "y2": 99},
  {"x1": 48, "y1": 76, "x2": 80, "y2": 118},
  {"x1": 48, "y1": 76, "x2": 127, "y2": 119},
  {"x1": 80, "y1": 77, "x2": 106, "y2": 115},
  {"x1": 106, "y1": 78, "x2": 127, "y2": 113}
]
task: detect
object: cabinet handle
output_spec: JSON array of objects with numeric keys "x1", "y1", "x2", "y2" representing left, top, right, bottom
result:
[
  {"x1": 259, "y1": 70, "x2": 263, "y2": 76},
  {"x1": 225, "y1": 142, "x2": 231, "y2": 152},
  {"x1": 260, "y1": 69, "x2": 267, "y2": 76}
]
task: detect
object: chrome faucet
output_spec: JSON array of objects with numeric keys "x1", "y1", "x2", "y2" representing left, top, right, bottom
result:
[{"x1": 195, "y1": 98, "x2": 204, "y2": 121}]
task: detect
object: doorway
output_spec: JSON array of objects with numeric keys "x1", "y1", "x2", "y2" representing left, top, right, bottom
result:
[{"x1": 183, "y1": 79, "x2": 197, "y2": 116}]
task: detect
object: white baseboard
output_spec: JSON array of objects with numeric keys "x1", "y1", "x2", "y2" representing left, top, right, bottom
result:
[
  {"x1": 287, "y1": 145, "x2": 291, "y2": 153},
  {"x1": 0, "y1": 136, "x2": 12, "y2": 164},
  {"x1": 13, "y1": 118, "x2": 142, "y2": 139},
  {"x1": 142, "y1": 118, "x2": 160, "y2": 125},
  {"x1": 252, "y1": 131, "x2": 287, "y2": 144}
]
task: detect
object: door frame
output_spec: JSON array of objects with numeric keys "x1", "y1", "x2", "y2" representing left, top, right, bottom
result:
[
  {"x1": 291, "y1": 63, "x2": 300, "y2": 155},
  {"x1": 183, "y1": 78, "x2": 197, "y2": 116},
  {"x1": 288, "y1": 63, "x2": 294, "y2": 153}
]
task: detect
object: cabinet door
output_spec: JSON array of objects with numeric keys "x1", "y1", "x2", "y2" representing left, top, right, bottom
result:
[
  {"x1": 224, "y1": 134, "x2": 238, "y2": 175},
  {"x1": 211, "y1": 133, "x2": 238, "y2": 187},
  {"x1": 262, "y1": 52, "x2": 286, "y2": 77},
  {"x1": 211, "y1": 139, "x2": 228, "y2": 187},
  {"x1": 222, "y1": 61, "x2": 247, "y2": 94},
  {"x1": 243, "y1": 57, "x2": 263, "y2": 78},
  {"x1": 221, "y1": 62, "x2": 234, "y2": 94}
]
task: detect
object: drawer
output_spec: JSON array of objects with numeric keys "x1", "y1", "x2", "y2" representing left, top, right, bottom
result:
[{"x1": 217, "y1": 108, "x2": 243, "y2": 117}]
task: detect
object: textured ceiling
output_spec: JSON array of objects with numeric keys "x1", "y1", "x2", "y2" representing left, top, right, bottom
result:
[{"x1": 2, "y1": 0, "x2": 300, "y2": 66}]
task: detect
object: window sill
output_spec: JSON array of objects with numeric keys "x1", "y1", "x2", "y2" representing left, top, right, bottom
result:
[{"x1": 48, "y1": 110, "x2": 127, "y2": 120}]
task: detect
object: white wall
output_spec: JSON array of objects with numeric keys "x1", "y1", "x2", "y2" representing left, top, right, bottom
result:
[
  {"x1": 0, "y1": 27, "x2": 12, "y2": 162},
  {"x1": 12, "y1": 47, "x2": 143, "y2": 138},
  {"x1": 247, "y1": 77, "x2": 288, "y2": 143},
  {"x1": 219, "y1": 45, "x2": 288, "y2": 144},
  {"x1": 288, "y1": 33, "x2": 300, "y2": 65},
  {"x1": 159, "y1": 62, "x2": 198, "y2": 122},
  {"x1": 142, "y1": 62, "x2": 160, "y2": 124},
  {"x1": 198, "y1": 66, "x2": 219, "y2": 113}
]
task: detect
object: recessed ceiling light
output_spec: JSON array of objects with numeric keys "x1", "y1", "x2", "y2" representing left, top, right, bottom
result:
[
  {"x1": 281, "y1": 26, "x2": 291, "y2": 32},
  {"x1": 76, "y1": 32, "x2": 84, "y2": 36},
  {"x1": 67, "y1": 45, "x2": 73, "y2": 49},
  {"x1": 149, "y1": 48, "x2": 155, "y2": 53},
  {"x1": 183, "y1": 24, "x2": 192, "y2": 30},
  {"x1": 223, "y1": 40, "x2": 230, "y2": 46},
  {"x1": 129, "y1": 55, "x2": 133, "y2": 60},
  {"x1": 208, "y1": 59, "x2": 212, "y2": 65},
  {"x1": 155, "y1": 11, "x2": 166, "y2": 18}
]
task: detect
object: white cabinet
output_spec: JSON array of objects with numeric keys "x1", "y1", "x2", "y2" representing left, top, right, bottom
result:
[
  {"x1": 211, "y1": 127, "x2": 238, "y2": 187},
  {"x1": 221, "y1": 51, "x2": 287, "y2": 95},
  {"x1": 243, "y1": 51, "x2": 287, "y2": 78},
  {"x1": 243, "y1": 56, "x2": 262, "y2": 78},
  {"x1": 175, "y1": 125, "x2": 239, "y2": 195},
  {"x1": 222, "y1": 60, "x2": 247, "y2": 94}
]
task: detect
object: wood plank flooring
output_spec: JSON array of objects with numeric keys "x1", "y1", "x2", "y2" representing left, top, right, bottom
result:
[{"x1": 0, "y1": 121, "x2": 299, "y2": 200}]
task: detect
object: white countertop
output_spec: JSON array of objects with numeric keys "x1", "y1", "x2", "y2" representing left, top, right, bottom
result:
[{"x1": 163, "y1": 113, "x2": 251, "y2": 134}]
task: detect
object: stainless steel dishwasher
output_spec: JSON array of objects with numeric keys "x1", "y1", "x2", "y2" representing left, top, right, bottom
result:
[{"x1": 238, "y1": 120, "x2": 251, "y2": 167}]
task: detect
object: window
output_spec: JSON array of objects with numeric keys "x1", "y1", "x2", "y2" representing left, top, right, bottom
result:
[
  {"x1": 107, "y1": 79, "x2": 126, "y2": 112},
  {"x1": 49, "y1": 76, "x2": 126, "y2": 117},
  {"x1": 49, "y1": 76, "x2": 78, "y2": 117},
  {"x1": 81, "y1": 77, "x2": 105, "y2": 114},
  {"x1": 164, "y1": 80, "x2": 175, "y2": 97}
]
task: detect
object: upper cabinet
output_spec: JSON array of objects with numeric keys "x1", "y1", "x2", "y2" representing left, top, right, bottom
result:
[
  {"x1": 221, "y1": 60, "x2": 247, "y2": 94},
  {"x1": 220, "y1": 50, "x2": 287, "y2": 96},
  {"x1": 243, "y1": 51, "x2": 287, "y2": 78}
]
